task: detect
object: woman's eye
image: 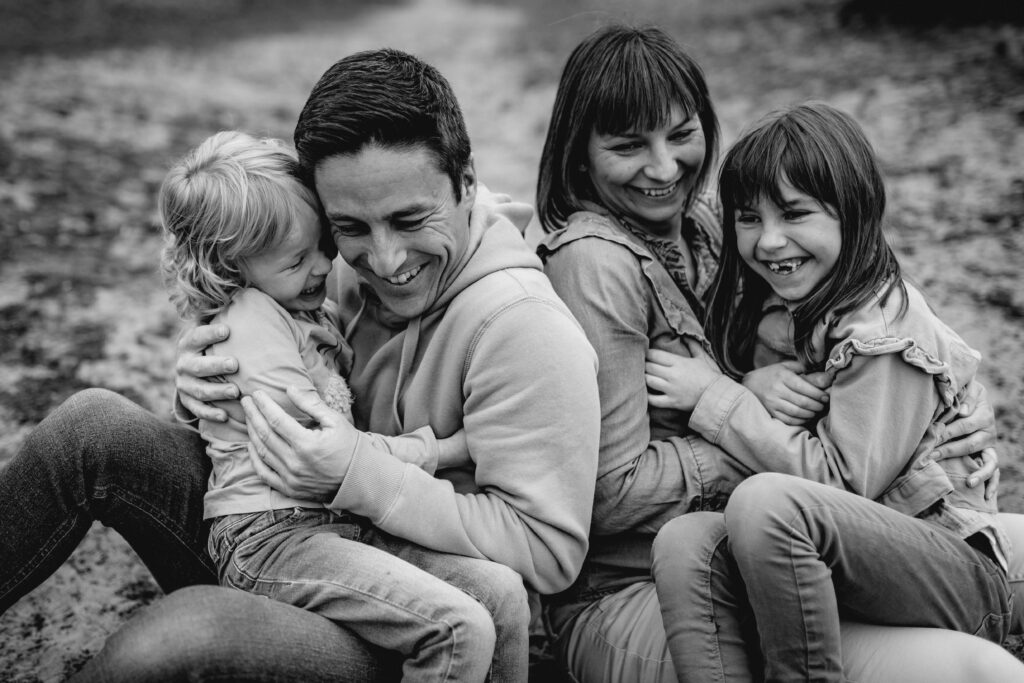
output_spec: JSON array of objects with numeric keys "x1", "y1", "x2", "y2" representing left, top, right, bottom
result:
[{"x1": 609, "y1": 141, "x2": 641, "y2": 153}]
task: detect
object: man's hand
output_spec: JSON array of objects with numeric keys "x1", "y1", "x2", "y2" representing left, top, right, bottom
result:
[
  {"x1": 243, "y1": 387, "x2": 358, "y2": 501},
  {"x1": 175, "y1": 324, "x2": 239, "y2": 422},
  {"x1": 742, "y1": 361, "x2": 832, "y2": 426}
]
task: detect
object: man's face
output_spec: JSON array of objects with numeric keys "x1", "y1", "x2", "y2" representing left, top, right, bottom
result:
[{"x1": 316, "y1": 144, "x2": 476, "y2": 320}]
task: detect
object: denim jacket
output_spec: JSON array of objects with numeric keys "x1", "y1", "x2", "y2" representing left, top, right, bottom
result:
[{"x1": 538, "y1": 195, "x2": 737, "y2": 614}]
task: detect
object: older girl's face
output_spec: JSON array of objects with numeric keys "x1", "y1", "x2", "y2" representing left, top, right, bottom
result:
[{"x1": 586, "y1": 103, "x2": 705, "y2": 239}]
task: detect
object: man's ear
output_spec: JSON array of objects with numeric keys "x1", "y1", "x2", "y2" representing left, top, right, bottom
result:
[{"x1": 461, "y1": 155, "x2": 477, "y2": 204}]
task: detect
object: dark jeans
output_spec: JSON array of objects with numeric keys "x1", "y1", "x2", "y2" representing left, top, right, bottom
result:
[{"x1": 0, "y1": 388, "x2": 398, "y2": 681}]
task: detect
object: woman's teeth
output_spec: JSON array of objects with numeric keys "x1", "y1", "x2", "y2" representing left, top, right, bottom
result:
[
  {"x1": 637, "y1": 182, "x2": 677, "y2": 198},
  {"x1": 383, "y1": 264, "x2": 424, "y2": 286},
  {"x1": 301, "y1": 283, "x2": 323, "y2": 296},
  {"x1": 766, "y1": 258, "x2": 806, "y2": 275}
]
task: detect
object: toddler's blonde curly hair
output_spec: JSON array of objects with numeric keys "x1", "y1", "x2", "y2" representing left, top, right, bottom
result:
[{"x1": 159, "y1": 131, "x2": 325, "y2": 321}]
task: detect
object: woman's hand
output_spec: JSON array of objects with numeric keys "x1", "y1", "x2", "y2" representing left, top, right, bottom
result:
[
  {"x1": 645, "y1": 343, "x2": 722, "y2": 413},
  {"x1": 931, "y1": 382, "x2": 1000, "y2": 500},
  {"x1": 742, "y1": 361, "x2": 832, "y2": 426},
  {"x1": 175, "y1": 324, "x2": 240, "y2": 422},
  {"x1": 243, "y1": 387, "x2": 358, "y2": 501}
]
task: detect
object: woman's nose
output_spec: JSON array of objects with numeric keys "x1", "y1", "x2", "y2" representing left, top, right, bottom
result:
[{"x1": 644, "y1": 143, "x2": 678, "y2": 183}]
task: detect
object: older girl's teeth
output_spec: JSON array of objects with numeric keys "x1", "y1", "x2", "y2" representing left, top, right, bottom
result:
[
  {"x1": 384, "y1": 264, "x2": 424, "y2": 285},
  {"x1": 767, "y1": 258, "x2": 805, "y2": 274}
]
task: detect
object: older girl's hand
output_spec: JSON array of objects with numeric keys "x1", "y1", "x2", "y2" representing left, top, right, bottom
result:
[
  {"x1": 645, "y1": 343, "x2": 722, "y2": 413},
  {"x1": 742, "y1": 361, "x2": 832, "y2": 426},
  {"x1": 175, "y1": 323, "x2": 240, "y2": 422},
  {"x1": 243, "y1": 387, "x2": 358, "y2": 501}
]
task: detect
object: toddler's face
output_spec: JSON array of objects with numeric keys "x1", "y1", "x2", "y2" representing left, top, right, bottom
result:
[
  {"x1": 734, "y1": 177, "x2": 841, "y2": 303},
  {"x1": 241, "y1": 209, "x2": 333, "y2": 313}
]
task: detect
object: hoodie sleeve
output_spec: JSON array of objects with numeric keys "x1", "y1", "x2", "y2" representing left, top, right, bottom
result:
[{"x1": 328, "y1": 291, "x2": 601, "y2": 594}]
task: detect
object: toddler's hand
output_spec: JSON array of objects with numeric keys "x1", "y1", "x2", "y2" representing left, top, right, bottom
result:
[
  {"x1": 436, "y1": 430, "x2": 472, "y2": 470},
  {"x1": 742, "y1": 361, "x2": 831, "y2": 426}
]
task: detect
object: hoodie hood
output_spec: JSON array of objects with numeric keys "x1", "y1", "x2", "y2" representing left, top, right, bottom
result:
[{"x1": 424, "y1": 186, "x2": 540, "y2": 316}]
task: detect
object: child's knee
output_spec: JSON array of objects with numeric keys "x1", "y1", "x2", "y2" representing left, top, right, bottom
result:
[{"x1": 481, "y1": 563, "x2": 530, "y2": 628}]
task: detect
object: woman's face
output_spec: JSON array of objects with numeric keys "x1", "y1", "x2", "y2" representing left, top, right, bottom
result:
[{"x1": 586, "y1": 103, "x2": 706, "y2": 239}]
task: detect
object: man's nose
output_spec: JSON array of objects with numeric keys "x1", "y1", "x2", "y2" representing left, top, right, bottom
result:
[{"x1": 367, "y1": 231, "x2": 407, "y2": 276}]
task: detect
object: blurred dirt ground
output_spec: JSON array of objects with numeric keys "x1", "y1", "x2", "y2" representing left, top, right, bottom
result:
[{"x1": 0, "y1": 0, "x2": 1022, "y2": 679}]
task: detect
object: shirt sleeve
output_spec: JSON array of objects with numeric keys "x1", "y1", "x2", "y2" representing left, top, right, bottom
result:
[
  {"x1": 690, "y1": 351, "x2": 939, "y2": 498},
  {"x1": 328, "y1": 293, "x2": 602, "y2": 594},
  {"x1": 207, "y1": 290, "x2": 324, "y2": 426},
  {"x1": 544, "y1": 236, "x2": 733, "y2": 536}
]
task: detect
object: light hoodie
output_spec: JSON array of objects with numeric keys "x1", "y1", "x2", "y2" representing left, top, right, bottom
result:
[{"x1": 326, "y1": 190, "x2": 601, "y2": 594}]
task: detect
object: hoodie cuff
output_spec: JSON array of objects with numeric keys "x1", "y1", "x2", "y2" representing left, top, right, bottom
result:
[{"x1": 328, "y1": 430, "x2": 411, "y2": 524}]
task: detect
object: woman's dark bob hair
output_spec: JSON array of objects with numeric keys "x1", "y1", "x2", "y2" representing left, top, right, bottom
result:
[{"x1": 537, "y1": 24, "x2": 719, "y2": 232}]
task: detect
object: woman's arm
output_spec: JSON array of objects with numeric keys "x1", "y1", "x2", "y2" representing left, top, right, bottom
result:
[{"x1": 544, "y1": 236, "x2": 735, "y2": 536}]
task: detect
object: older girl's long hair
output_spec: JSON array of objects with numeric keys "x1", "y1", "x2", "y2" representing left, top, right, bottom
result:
[
  {"x1": 537, "y1": 24, "x2": 719, "y2": 232},
  {"x1": 159, "y1": 131, "x2": 329, "y2": 321},
  {"x1": 705, "y1": 102, "x2": 904, "y2": 375}
]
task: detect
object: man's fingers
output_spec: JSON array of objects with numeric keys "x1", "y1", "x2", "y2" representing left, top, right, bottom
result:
[
  {"x1": 178, "y1": 324, "x2": 230, "y2": 353},
  {"x1": 247, "y1": 442, "x2": 291, "y2": 495},
  {"x1": 986, "y1": 463, "x2": 1001, "y2": 501},
  {"x1": 286, "y1": 387, "x2": 341, "y2": 428},
  {"x1": 179, "y1": 393, "x2": 227, "y2": 423},
  {"x1": 177, "y1": 376, "x2": 239, "y2": 402},
  {"x1": 242, "y1": 395, "x2": 291, "y2": 465}
]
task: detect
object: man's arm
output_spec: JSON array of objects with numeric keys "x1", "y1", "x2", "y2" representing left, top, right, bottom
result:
[{"x1": 327, "y1": 295, "x2": 601, "y2": 593}]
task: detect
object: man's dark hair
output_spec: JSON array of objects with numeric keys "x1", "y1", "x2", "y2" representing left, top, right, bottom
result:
[{"x1": 294, "y1": 48, "x2": 472, "y2": 199}]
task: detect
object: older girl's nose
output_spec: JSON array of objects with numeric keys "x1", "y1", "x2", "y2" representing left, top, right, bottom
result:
[{"x1": 757, "y1": 219, "x2": 789, "y2": 251}]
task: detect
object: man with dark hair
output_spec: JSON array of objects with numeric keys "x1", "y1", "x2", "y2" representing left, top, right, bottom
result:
[
  {"x1": 0, "y1": 48, "x2": 599, "y2": 681},
  {"x1": 177, "y1": 48, "x2": 603, "y2": 678}
]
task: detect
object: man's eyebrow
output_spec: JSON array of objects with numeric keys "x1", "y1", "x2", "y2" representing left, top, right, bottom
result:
[{"x1": 326, "y1": 204, "x2": 433, "y2": 223}]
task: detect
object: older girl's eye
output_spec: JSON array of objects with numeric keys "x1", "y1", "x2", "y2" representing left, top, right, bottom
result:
[
  {"x1": 735, "y1": 211, "x2": 760, "y2": 226},
  {"x1": 783, "y1": 210, "x2": 810, "y2": 221}
]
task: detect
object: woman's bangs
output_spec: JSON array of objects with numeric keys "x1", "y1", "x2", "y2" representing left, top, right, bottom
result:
[{"x1": 590, "y1": 56, "x2": 695, "y2": 135}]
